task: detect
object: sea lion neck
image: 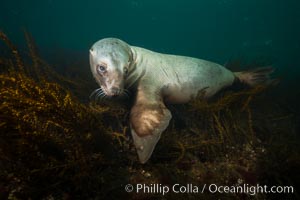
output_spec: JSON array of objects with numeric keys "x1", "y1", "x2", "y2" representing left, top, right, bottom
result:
[{"x1": 124, "y1": 46, "x2": 146, "y2": 89}]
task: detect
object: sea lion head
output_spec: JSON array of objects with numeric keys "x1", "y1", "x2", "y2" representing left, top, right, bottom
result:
[{"x1": 89, "y1": 38, "x2": 132, "y2": 96}]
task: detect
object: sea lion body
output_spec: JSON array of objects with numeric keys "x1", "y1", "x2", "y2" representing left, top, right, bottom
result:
[
  {"x1": 89, "y1": 38, "x2": 273, "y2": 163},
  {"x1": 128, "y1": 46, "x2": 235, "y2": 103}
]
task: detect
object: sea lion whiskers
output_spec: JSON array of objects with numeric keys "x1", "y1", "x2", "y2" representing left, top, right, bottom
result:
[
  {"x1": 96, "y1": 90, "x2": 107, "y2": 101},
  {"x1": 89, "y1": 88, "x2": 108, "y2": 102},
  {"x1": 89, "y1": 88, "x2": 102, "y2": 99}
]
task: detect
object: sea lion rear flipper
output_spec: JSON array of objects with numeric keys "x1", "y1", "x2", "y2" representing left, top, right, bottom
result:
[
  {"x1": 234, "y1": 67, "x2": 276, "y2": 87},
  {"x1": 130, "y1": 103, "x2": 172, "y2": 163}
]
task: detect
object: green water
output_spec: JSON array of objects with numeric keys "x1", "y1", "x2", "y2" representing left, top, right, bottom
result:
[{"x1": 1, "y1": 0, "x2": 300, "y2": 69}]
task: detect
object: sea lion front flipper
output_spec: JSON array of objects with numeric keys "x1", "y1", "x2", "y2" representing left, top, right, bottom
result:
[{"x1": 130, "y1": 102, "x2": 172, "y2": 164}]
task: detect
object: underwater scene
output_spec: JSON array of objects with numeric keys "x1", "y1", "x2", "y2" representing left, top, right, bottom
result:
[{"x1": 0, "y1": 0, "x2": 299, "y2": 199}]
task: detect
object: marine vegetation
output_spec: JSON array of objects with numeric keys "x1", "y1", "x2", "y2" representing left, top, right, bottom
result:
[{"x1": 0, "y1": 31, "x2": 299, "y2": 199}]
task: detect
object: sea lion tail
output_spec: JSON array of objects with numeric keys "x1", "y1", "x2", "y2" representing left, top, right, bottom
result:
[{"x1": 234, "y1": 66, "x2": 277, "y2": 87}]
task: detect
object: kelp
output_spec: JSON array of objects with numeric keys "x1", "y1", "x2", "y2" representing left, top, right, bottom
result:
[{"x1": 0, "y1": 31, "x2": 299, "y2": 199}]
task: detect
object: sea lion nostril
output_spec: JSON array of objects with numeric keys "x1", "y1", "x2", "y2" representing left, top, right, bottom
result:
[{"x1": 111, "y1": 87, "x2": 120, "y2": 95}]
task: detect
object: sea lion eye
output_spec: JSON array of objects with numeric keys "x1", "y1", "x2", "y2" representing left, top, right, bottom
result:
[{"x1": 97, "y1": 65, "x2": 106, "y2": 74}]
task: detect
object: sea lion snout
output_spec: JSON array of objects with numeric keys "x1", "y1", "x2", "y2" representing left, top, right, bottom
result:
[
  {"x1": 101, "y1": 76, "x2": 125, "y2": 97},
  {"x1": 110, "y1": 87, "x2": 122, "y2": 96}
]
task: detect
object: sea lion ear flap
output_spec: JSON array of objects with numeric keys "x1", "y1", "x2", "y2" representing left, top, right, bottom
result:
[
  {"x1": 130, "y1": 104, "x2": 172, "y2": 163},
  {"x1": 89, "y1": 48, "x2": 95, "y2": 56}
]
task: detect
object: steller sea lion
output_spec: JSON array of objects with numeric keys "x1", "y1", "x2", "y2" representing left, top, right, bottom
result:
[{"x1": 89, "y1": 38, "x2": 273, "y2": 163}]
